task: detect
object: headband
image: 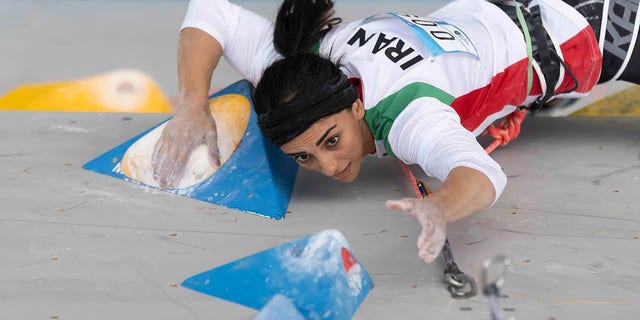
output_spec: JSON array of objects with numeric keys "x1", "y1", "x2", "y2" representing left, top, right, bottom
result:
[{"x1": 257, "y1": 72, "x2": 358, "y2": 147}]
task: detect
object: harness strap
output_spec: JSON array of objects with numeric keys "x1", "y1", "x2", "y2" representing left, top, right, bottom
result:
[
  {"x1": 529, "y1": 5, "x2": 559, "y2": 111},
  {"x1": 513, "y1": 1, "x2": 534, "y2": 96},
  {"x1": 493, "y1": 0, "x2": 572, "y2": 111},
  {"x1": 481, "y1": 0, "x2": 583, "y2": 153}
]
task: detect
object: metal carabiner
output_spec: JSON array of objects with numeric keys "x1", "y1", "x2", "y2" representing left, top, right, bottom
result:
[
  {"x1": 442, "y1": 239, "x2": 478, "y2": 299},
  {"x1": 445, "y1": 271, "x2": 478, "y2": 299}
]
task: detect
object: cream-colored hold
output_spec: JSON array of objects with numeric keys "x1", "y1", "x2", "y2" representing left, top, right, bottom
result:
[{"x1": 120, "y1": 94, "x2": 251, "y2": 189}]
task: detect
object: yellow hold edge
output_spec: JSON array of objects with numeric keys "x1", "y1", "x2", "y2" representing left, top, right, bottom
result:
[
  {"x1": 571, "y1": 86, "x2": 640, "y2": 117},
  {"x1": 0, "y1": 69, "x2": 173, "y2": 113}
]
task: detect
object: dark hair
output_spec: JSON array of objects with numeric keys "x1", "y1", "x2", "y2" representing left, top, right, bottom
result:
[
  {"x1": 254, "y1": 0, "x2": 358, "y2": 147},
  {"x1": 273, "y1": 0, "x2": 342, "y2": 57}
]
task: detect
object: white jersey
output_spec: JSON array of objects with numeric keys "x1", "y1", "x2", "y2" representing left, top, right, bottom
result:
[{"x1": 182, "y1": 0, "x2": 601, "y2": 204}]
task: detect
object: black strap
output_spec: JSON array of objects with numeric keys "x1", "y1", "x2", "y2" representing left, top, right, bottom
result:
[
  {"x1": 493, "y1": 1, "x2": 580, "y2": 112},
  {"x1": 529, "y1": 5, "x2": 559, "y2": 111}
]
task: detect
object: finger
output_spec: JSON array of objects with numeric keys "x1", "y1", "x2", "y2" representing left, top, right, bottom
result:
[
  {"x1": 151, "y1": 139, "x2": 165, "y2": 180},
  {"x1": 153, "y1": 149, "x2": 172, "y2": 188},
  {"x1": 418, "y1": 226, "x2": 446, "y2": 264},
  {"x1": 417, "y1": 238, "x2": 438, "y2": 263},
  {"x1": 165, "y1": 145, "x2": 190, "y2": 188},
  {"x1": 156, "y1": 139, "x2": 180, "y2": 188},
  {"x1": 385, "y1": 198, "x2": 415, "y2": 212},
  {"x1": 416, "y1": 225, "x2": 432, "y2": 258},
  {"x1": 156, "y1": 156, "x2": 170, "y2": 188},
  {"x1": 419, "y1": 236, "x2": 445, "y2": 264},
  {"x1": 418, "y1": 244, "x2": 439, "y2": 263},
  {"x1": 416, "y1": 222, "x2": 436, "y2": 262},
  {"x1": 386, "y1": 198, "x2": 422, "y2": 221},
  {"x1": 205, "y1": 130, "x2": 221, "y2": 167}
]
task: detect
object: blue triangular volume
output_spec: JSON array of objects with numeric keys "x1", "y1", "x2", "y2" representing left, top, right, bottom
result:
[
  {"x1": 82, "y1": 80, "x2": 298, "y2": 219},
  {"x1": 182, "y1": 229, "x2": 374, "y2": 320}
]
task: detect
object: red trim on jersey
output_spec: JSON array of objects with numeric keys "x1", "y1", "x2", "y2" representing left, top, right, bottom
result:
[
  {"x1": 557, "y1": 26, "x2": 602, "y2": 94},
  {"x1": 453, "y1": 26, "x2": 601, "y2": 132},
  {"x1": 529, "y1": 26, "x2": 602, "y2": 96},
  {"x1": 451, "y1": 58, "x2": 529, "y2": 132}
]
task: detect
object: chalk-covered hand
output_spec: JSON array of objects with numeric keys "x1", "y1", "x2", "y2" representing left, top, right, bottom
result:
[
  {"x1": 386, "y1": 198, "x2": 447, "y2": 263},
  {"x1": 152, "y1": 102, "x2": 220, "y2": 188}
]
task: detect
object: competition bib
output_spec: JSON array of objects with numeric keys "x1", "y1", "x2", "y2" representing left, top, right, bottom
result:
[{"x1": 389, "y1": 13, "x2": 479, "y2": 60}]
